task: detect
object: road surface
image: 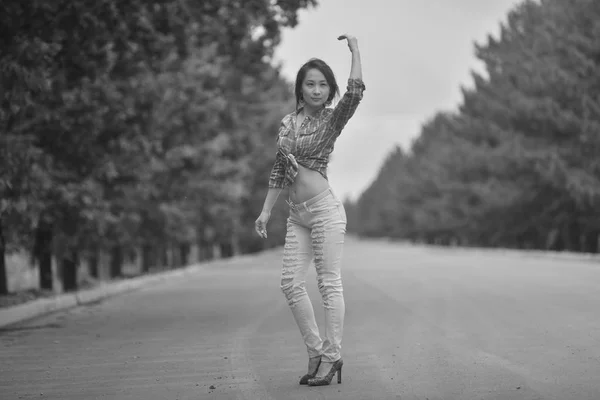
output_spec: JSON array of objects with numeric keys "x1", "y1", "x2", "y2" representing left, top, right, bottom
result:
[{"x1": 2, "y1": 238, "x2": 600, "y2": 400}]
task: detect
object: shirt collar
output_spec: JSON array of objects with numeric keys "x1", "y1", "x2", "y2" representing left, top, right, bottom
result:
[{"x1": 295, "y1": 106, "x2": 326, "y2": 120}]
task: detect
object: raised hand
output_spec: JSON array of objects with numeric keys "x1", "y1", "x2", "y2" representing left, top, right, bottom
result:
[{"x1": 337, "y1": 34, "x2": 359, "y2": 53}]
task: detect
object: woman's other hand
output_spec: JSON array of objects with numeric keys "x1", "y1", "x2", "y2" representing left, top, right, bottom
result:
[{"x1": 254, "y1": 210, "x2": 270, "y2": 239}]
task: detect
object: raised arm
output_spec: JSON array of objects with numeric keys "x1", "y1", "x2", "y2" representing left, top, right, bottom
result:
[
  {"x1": 340, "y1": 34, "x2": 362, "y2": 81},
  {"x1": 330, "y1": 34, "x2": 365, "y2": 133}
]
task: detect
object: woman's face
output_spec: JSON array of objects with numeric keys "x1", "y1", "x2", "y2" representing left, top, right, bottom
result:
[{"x1": 301, "y1": 68, "x2": 330, "y2": 109}]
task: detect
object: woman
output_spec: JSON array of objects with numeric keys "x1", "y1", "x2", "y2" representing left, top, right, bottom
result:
[{"x1": 254, "y1": 34, "x2": 365, "y2": 387}]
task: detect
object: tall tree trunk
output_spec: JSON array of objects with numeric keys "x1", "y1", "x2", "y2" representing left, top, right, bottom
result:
[
  {"x1": 197, "y1": 239, "x2": 214, "y2": 261},
  {"x1": 545, "y1": 228, "x2": 561, "y2": 251},
  {"x1": 563, "y1": 221, "x2": 580, "y2": 252},
  {"x1": 170, "y1": 243, "x2": 181, "y2": 267},
  {"x1": 0, "y1": 221, "x2": 8, "y2": 295},
  {"x1": 161, "y1": 243, "x2": 169, "y2": 268},
  {"x1": 141, "y1": 244, "x2": 152, "y2": 273},
  {"x1": 219, "y1": 241, "x2": 234, "y2": 258},
  {"x1": 61, "y1": 250, "x2": 78, "y2": 292},
  {"x1": 197, "y1": 225, "x2": 216, "y2": 261},
  {"x1": 179, "y1": 243, "x2": 189, "y2": 266},
  {"x1": 89, "y1": 247, "x2": 99, "y2": 279},
  {"x1": 110, "y1": 245, "x2": 122, "y2": 278},
  {"x1": 582, "y1": 231, "x2": 599, "y2": 253},
  {"x1": 35, "y1": 216, "x2": 53, "y2": 290}
]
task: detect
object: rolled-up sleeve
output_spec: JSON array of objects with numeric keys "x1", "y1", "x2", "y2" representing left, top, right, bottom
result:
[
  {"x1": 268, "y1": 149, "x2": 287, "y2": 189},
  {"x1": 330, "y1": 78, "x2": 366, "y2": 133}
]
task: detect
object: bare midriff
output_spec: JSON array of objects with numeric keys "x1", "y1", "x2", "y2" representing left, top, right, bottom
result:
[{"x1": 289, "y1": 164, "x2": 330, "y2": 204}]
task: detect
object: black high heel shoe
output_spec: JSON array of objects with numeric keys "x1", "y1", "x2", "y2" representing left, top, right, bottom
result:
[
  {"x1": 299, "y1": 355, "x2": 322, "y2": 385},
  {"x1": 307, "y1": 358, "x2": 343, "y2": 386}
]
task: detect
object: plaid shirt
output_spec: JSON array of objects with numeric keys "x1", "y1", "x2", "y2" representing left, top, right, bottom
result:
[{"x1": 268, "y1": 78, "x2": 366, "y2": 189}]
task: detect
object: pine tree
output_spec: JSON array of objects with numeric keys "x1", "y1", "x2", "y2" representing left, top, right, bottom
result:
[{"x1": 353, "y1": 0, "x2": 600, "y2": 251}]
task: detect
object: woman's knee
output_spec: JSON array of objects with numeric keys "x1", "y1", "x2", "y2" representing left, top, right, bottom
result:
[
  {"x1": 316, "y1": 274, "x2": 343, "y2": 295},
  {"x1": 280, "y1": 277, "x2": 307, "y2": 298},
  {"x1": 280, "y1": 278, "x2": 308, "y2": 307}
]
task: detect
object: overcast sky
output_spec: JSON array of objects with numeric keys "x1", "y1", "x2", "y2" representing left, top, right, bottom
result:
[{"x1": 273, "y1": 0, "x2": 522, "y2": 201}]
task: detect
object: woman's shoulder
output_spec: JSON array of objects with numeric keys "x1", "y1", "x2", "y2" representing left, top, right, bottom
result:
[{"x1": 280, "y1": 110, "x2": 297, "y2": 127}]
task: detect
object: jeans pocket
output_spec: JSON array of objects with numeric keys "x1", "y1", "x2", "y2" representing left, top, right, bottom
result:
[{"x1": 307, "y1": 197, "x2": 335, "y2": 214}]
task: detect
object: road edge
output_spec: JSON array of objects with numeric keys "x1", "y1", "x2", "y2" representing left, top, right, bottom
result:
[
  {"x1": 1, "y1": 260, "x2": 212, "y2": 329},
  {"x1": 396, "y1": 241, "x2": 600, "y2": 263},
  {"x1": 0, "y1": 248, "x2": 279, "y2": 329}
]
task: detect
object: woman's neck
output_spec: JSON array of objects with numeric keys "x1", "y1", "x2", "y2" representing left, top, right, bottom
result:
[{"x1": 301, "y1": 104, "x2": 322, "y2": 117}]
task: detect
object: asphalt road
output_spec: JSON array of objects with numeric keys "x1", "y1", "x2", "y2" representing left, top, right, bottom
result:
[{"x1": 1, "y1": 238, "x2": 600, "y2": 400}]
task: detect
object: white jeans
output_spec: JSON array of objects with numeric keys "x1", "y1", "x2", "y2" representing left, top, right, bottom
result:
[{"x1": 280, "y1": 188, "x2": 347, "y2": 362}]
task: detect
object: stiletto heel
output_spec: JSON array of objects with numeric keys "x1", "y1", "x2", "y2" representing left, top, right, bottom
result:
[
  {"x1": 299, "y1": 356, "x2": 322, "y2": 385},
  {"x1": 307, "y1": 358, "x2": 343, "y2": 386}
]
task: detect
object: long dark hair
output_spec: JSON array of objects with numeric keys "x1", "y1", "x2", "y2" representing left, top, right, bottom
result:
[{"x1": 294, "y1": 58, "x2": 340, "y2": 110}]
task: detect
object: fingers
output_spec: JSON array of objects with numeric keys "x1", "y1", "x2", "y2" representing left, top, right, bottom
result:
[
  {"x1": 255, "y1": 221, "x2": 267, "y2": 239},
  {"x1": 338, "y1": 34, "x2": 358, "y2": 51},
  {"x1": 255, "y1": 226, "x2": 267, "y2": 239}
]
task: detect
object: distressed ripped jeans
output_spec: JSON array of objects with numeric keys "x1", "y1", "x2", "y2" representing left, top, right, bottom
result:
[{"x1": 280, "y1": 188, "x2": 347, "y2": 362}]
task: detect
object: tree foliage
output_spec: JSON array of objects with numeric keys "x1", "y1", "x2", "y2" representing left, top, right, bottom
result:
[
  {"x1": 349, "y1": 0, "x2": 600, "y2": 253},
  {"x1": 1, "y1": 0, "x2": 317, "y2": 294}
]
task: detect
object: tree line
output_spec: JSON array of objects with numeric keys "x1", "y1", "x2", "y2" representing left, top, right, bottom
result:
[
  {"x1": 0, "y1": 0, "x2": 318, "y2": 294},
  {"x1": 346, "y1": 0, "x2": 600, "y2": 253}
]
